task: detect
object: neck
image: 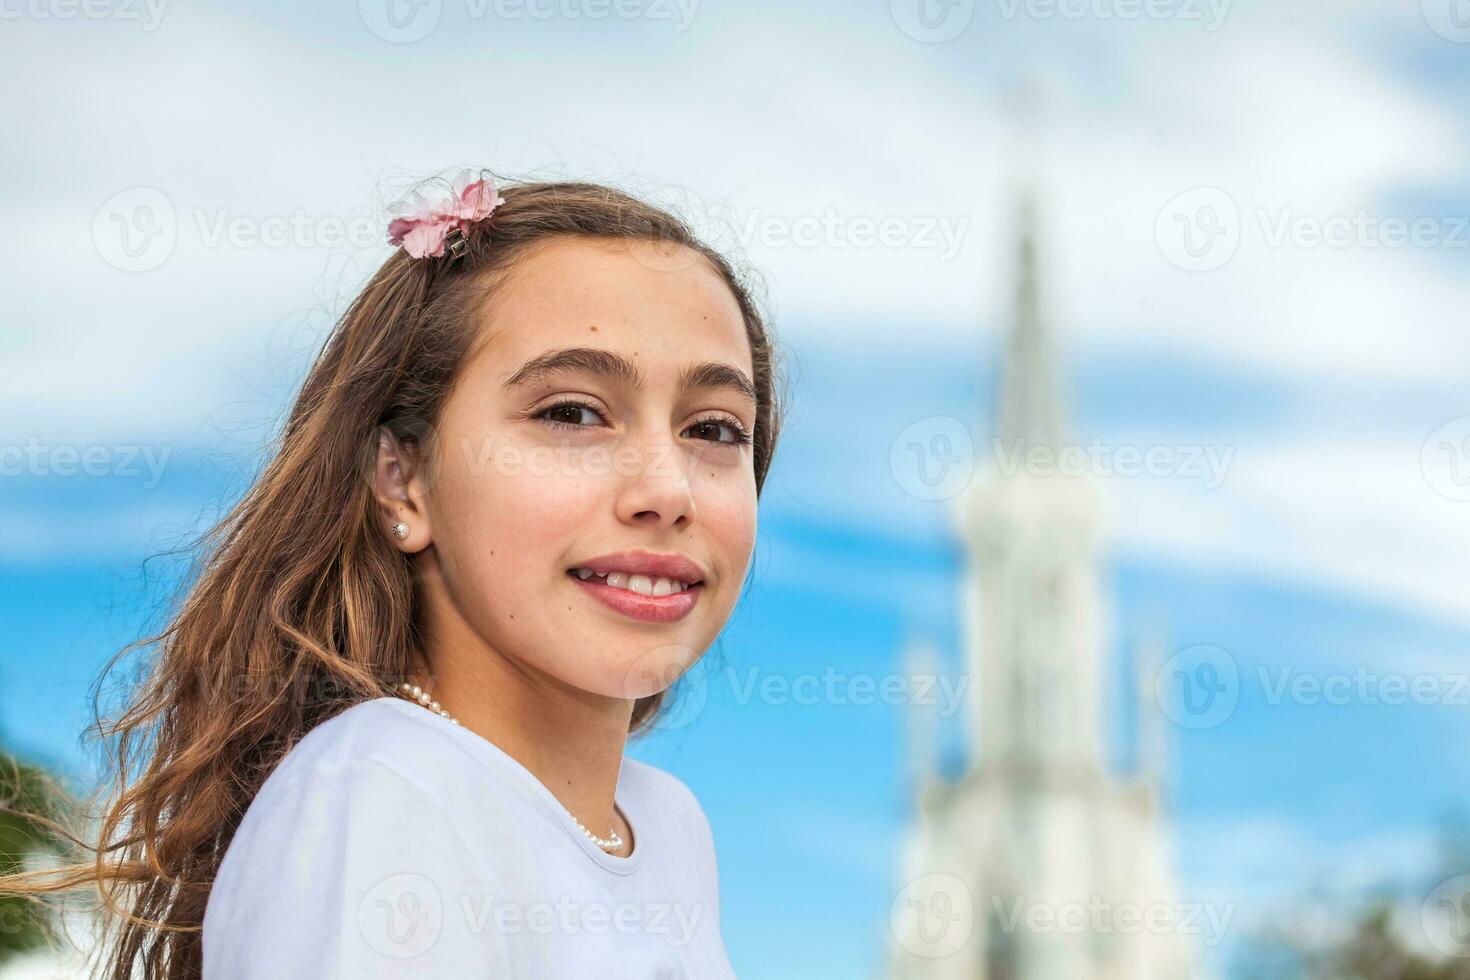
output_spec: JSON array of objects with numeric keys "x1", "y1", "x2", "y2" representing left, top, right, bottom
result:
[{"x1": 410, "y1": 580, "x2": 635, "y2": 848}]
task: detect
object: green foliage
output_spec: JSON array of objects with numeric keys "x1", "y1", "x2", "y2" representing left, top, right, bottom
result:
[
  {"x1": 0, "y1": 750, "x2": 70, "y2": 964},
  {"x1": 1233, "y1": 810, "x2": 1470, "y2": 980},
  {"x1": 1300, "y1": 904, "x2": 1470, "y2": 980}
]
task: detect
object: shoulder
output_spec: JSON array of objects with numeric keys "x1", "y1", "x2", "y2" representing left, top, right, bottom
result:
[
  {"x1": 204, "y1": 700, "x2": 505, "y2": 974},
  {"x1": 215, "y1": 698, "x2": 488, "y2": 869},
  {"x1": 621, "y1": 759, "x2": 725, "y2": 921},
  {"x1": 260, "y1": 697, "x2": 476, "y2": 790},
  {"x1": 621, "y1": 757, "x2": 720, "y2": 864},
  {"x1": 620, "y1": 756, "x2": 705, "y2": 817}
]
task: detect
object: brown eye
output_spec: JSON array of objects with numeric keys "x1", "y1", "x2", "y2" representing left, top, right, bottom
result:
[
  {"x1": 685, "y1": 417, "x2": 752, "y2": 447},
  {"x1": 538, "y1": 400, "x2": 605, "y2": 430}
]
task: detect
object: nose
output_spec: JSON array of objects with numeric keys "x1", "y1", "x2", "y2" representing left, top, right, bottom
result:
[{"x1": 614, "y1": 434, "x2": 698, "y2": 530}]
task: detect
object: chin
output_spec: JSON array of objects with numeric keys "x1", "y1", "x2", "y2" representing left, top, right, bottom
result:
[{"x1": 588, "y1": 638, "x2": 706, "y2": 701}]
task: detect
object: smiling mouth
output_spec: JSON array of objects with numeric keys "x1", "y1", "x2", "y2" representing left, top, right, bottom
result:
[
  {"x1": 565, "y1": 568, "x2": 706, "y2": 624},
  {"x1": 565, "y1": 568, "x2": 704, "y2": 596}
]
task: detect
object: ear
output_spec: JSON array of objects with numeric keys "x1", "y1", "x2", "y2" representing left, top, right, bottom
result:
[{"x1": 373, "y1": 426, "x2": 432, "y2": 553}]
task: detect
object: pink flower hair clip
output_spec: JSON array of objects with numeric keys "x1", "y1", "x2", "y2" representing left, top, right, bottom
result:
[{"x1": 387, "y1": 171, "x2": 507, "y2": 259}]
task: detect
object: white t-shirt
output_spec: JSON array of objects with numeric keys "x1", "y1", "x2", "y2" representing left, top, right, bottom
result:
[{"x1": 201, "y1": 696, "x2": 736, "y2": 978}]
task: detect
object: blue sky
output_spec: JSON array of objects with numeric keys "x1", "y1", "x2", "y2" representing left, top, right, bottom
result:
[{"x1": 3, "y1": 1, "x2": 1470, "y2": 977}]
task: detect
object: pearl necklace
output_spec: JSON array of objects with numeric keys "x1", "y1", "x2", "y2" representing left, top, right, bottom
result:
[{"x1": 395, "y1": 683, "x2": 626, "y2": 855}]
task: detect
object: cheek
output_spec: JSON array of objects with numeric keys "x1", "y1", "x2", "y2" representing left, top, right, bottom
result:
[
  {"x1": 431, "y1": 439, "x2": 597, "y2": 598},
  {"x1": 695, "y1": 465, "x2": 759, "y2": 580}
]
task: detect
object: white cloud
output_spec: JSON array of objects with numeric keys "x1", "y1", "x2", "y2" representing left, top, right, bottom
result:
[
  {"x1": 1176, "y1": 812, "x2": 1439, "y2": 903},
  {"x1": 1109, "y1": 434, "x2": 1470, "y2": 629},
  {"x1": 3, "y1": 0, "x2": 1467, "y2": 635}
]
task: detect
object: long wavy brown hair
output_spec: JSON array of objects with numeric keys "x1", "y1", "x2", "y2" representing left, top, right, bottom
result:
[{"x1": 0, "y1": 176, "x2": 786, "y2": 979}]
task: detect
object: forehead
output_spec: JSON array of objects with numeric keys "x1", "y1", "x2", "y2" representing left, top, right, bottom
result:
[{"x1": 470, "y1": 236, "x2": 753, "y2": 384}]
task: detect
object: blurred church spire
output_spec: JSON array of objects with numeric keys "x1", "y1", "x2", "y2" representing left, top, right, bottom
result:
[{"x1": 995, "y1": 192, "x2": 1065, "y2": 452}]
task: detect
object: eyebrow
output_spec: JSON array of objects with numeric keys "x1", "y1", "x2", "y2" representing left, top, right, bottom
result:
[{"x1": 501, "y1": 346, "x2": 757, "y2": 405}]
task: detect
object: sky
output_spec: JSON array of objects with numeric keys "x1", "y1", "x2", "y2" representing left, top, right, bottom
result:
[{"x1": 2, "y1": 0, "x2": 1469, "y2": 977}]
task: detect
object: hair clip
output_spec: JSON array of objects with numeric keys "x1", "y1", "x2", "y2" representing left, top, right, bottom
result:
[{"x1": 387, "y1": 170, "x2": 506, "y2": 259}]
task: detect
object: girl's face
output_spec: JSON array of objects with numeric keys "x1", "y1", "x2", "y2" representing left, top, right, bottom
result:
[{"x1": 405, "y1": 236, "x2": 758, "y2": 703}]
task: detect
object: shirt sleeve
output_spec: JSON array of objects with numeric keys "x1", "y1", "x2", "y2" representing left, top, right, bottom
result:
[
  {"x1": 645, "y1": 766, "x2": 735, "y2": 974},
  {"x1": 202, "y1": 756, "x2": 508, "y2": 979},
  {"x1": 683, "y1": 783, "x2": 723, "y2": 921},
  {"x1": 646, "y1": 764, "x2": 724, "y2": 921}
]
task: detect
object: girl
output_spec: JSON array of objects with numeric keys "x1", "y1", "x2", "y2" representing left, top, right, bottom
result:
[{"x1": 4, "y1": 173, "x2": 785, "y2": 978}]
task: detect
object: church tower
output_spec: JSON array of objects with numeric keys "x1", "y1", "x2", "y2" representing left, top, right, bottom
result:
[
  {"x1": 959, "y1": 189, "x2": 1106, "y2": 775},
  {"x1": 886, "y1": 192, "x2": 1197, "y2": 980}
]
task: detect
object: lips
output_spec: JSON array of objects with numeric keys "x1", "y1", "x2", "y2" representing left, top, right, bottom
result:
[
  {"x1": 570, "y1": 568, "x2": 695, "y2": 594},
  {"x1": 567, "y1": 570, "x2": 704, "y2": 624},
  {"x1": 567, "y1": 549, "x2": 707, "y2": 585},
  {"x1": 564, "y1": 550, "x2": 709, "y2": 625}
]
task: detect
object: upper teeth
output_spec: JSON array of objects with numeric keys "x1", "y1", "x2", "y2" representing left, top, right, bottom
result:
[{"x1": 572, "y1": 568, "x2": 692, "y2": 595}]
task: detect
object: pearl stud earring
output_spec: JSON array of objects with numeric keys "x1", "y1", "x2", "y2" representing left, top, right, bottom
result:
[{"x1": 391, "y1": 522, "x2": 409, "y2": 539}]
